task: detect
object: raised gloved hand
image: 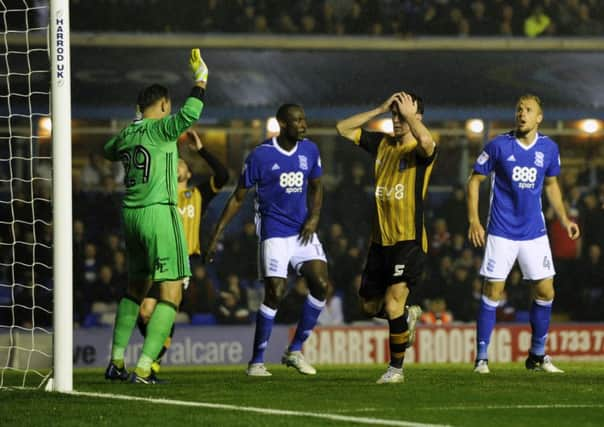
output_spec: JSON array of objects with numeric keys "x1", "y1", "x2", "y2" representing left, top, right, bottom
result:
[{"x1": 189, "y1": 48, "x2": 208, "y2": 83}]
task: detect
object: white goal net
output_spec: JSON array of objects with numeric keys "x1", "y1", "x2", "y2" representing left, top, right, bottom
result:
[{"x1": 1, "y1": 0, "x2": 72, "y2": 390}]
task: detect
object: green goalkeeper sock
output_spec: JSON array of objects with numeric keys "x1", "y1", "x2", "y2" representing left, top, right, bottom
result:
[
  {"x1": 111, "y1": 296, "x2": 140, "y2": 362},
  {"x1": 137, "y1": 301, "x2": 177, "y2": 375}
]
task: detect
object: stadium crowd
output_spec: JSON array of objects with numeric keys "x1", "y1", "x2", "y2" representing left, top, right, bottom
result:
[
  {"x1": 70, "y1": 0, "x2": 604, "y2": 37},
  {"x1": 3, "y1": 141, "x2": 602, "y2": 329}
]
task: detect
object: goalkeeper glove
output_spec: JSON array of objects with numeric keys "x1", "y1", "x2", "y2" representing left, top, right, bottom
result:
[{"x1": 189, "y1": 48, "x2": 208, "y2": 83}]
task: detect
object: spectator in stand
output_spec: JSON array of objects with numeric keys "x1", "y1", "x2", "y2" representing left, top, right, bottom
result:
[
  {"x1": 70, "y1": 0, "x2": 604, "y2": 36},
  {"x1": 498, "y1": 2, "x2": 521, "y2": 35},
  {"x1": 441, "y1": 7, "x2": 470, "y2": 36},
  {"x1": 319, "y1": 2, "x2": 338, "y2": 34},
  {"x1": 112, "y1": 250, "x2": 128, "y2": 286},
  {"x1": 556, "y1": 0, "x2": 582, "y2": 34},
  {"x1": 575, "y1": 244, "x2": 604, "y2": 320},
  {"x1": 546, "y1": 200, "x2": 580, "y2": 312},
  {"x1": 181, "y1": 264, "x2": 217, "y2": 318},
  {"x1": 332, "y1": 161, "x2": 372, "y2": 244},
  {"x1": 222, "y1": 221, "x2": 260, "y2": 285},
  {"x1": 444, "y1": 263, "x2": 475, "y2": 321},
  {"x1": 516, "y1": 0, "x2": 536, "y2": 30},
  {"x1": 447, "y1": 233, "x2": 467, "y2": 260},
  {"x1": 442, "y1": 185, "x2": 467, "y2": 236},
  {"x1": 524, "y1": 4, "x2": 554, "y2": 37},
  {"x1": 92, "y1": 264, "x2": 120, "y2": 304},
  {"x1": 342, "y1": 273, "x2": 369, "y2": 323},
  {"x1": 468, "y1": 1, "x2": 493, "y2": 35},
  {"x1": 343, "y1": 1, "x2": 365, "y2": 34},
  {"x1": 300, "y1": 14, "x2": 318, "y2": 33},
  {"x1": 577, "y1": 157, "x2": 604, "y2": 190},
  {"x1": 81, "y1": 242, "x2": 99, "y2": 285},
  {"x1": 579, "y1": 192, "x2": 604, "y2": 253},
  {"x1": 215, "y1": 273, "x2": 250, "y2": 324},
  {"x1": 275, "y1": 12, "x2": 299, "y2": 33},
  {"x1": 430, "y1": 218, "x2": 451, "y2": 257},
  {"x1": 79, "y1": 152, "x2": 104, "y2": 190},
  {"x1": 420, "y1": 298, "x2": 453, "y2": 325}
]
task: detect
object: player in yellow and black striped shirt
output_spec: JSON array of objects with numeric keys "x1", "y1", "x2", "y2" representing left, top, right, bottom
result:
[
  {"x1": 137, "y1": 129, "x2": 229, "y2": 380},
  {"x1": 336, "y1": 91, "x2": 437, "y2": 384}
]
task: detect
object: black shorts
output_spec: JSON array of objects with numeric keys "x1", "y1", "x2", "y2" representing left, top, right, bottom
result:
[{"x1": 359, "y1": 241, "x2": 426, "y2": 299}]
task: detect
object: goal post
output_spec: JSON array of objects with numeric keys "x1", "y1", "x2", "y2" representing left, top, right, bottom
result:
[
  {"x1": 50, "y1": 0, "x2": 72, "y2": 392},
  {"x1": 0, "y1": 0, "x2": 72, "y2": 391}
]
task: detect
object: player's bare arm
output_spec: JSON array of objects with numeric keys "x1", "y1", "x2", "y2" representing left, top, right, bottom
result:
[
  {"x1": 544, "y1": 176, "x2": 581, "y2": 240},
  {"x1": 335, "y1": 93, "x2": 398, "y2": 141},
  {"x1": 205, "y1": 184, "x2": 249, "y2": 263},
  {"x1": 393, "y1": 92, "x2": 436, "y2": 157},
  {"x1": 299, "y1": 177, "x2": 323, "y2": 245},
  {"x1": 466, "y1": 172, "x2": 487, "y2": 247},
  {"x1": 183, "y1": 129, "x2": 229, "y2": 191},
  {"x1": 185, "y1": 129, "x2": 203, "y2": 150}
]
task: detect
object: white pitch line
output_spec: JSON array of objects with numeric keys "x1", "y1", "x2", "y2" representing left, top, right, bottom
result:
[
  {"x1": 68, "y1": 391, "x2": 451, "y2": 427},
  {"x1": 422, "y1": 403, "x2": 604, "y2": 411}
]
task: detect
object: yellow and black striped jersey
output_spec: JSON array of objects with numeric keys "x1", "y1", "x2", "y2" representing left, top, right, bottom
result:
[
  {"x1": 353, "y1": 129, "x2": 437, "y2": 250},
  {"x1": 177, "y1": 177, "x2": 220, "y2": 256}
]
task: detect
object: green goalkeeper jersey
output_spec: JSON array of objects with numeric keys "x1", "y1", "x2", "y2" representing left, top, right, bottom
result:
[{"x1": 103, "y1": 97, "x2": 204, "y2": 208}]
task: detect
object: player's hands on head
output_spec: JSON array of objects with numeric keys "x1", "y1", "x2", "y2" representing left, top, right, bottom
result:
[
  {"x1": 189, "y1": 48, "x2": 208, "y2": 86},
  {"x1": 393, "y1": 92, "x2": 418, "y2": 118},
  {"x1": 185, "y1": 129, "x2": 203, "y2": 151},
  {"x1": 380, "y1": 93, "x2": 399, "y2": 114},
  {"x1": 468, "y1": 221, "x2": 486, "y2": 248}
]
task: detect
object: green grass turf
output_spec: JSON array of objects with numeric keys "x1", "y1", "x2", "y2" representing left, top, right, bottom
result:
[{"x1": 3, "y1": 363, "x2": 604, "y2": 427}]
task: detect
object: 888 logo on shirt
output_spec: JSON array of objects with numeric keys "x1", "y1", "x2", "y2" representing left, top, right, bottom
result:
[
  {"x1": 279, "y1": 171, "x2": 304, "y2": 193},
  {"x1": 512, "y1": 166, "x2": 537, "y2": 189}
]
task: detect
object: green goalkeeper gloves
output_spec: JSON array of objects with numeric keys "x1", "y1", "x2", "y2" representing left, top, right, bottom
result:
[{"x1": 189, "y1": 48, "x2": 208, "y2": 83}]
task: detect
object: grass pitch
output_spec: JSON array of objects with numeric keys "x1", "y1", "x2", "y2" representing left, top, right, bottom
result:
[{"x1": 3, "y1": 362, "x2": 604, "y2": 427}]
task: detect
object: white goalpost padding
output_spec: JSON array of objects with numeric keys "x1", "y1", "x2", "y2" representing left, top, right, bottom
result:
[
  {"x1": 50, "y1": 0, "x2": 72, "y2": 392},
  {"x1": 0, "y1": 0, "x2": 72, "y2": 391}
]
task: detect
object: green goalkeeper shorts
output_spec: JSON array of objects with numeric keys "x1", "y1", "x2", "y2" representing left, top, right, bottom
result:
[{"x1": 122, "y1": 204, "x2": 191, "y2": 282}]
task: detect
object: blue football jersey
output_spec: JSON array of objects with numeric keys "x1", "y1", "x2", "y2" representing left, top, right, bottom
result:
[
  {"x1": 473, "y1": 131, "x2": 560, "y2": 240},
  {"x1": 240, "y1": 137, "x2": 323, "y2": 240}
]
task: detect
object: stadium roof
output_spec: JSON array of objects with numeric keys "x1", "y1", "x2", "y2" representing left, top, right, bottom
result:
[{"x1": 4, "y1": 34, "x2": 604, "y2": 122}]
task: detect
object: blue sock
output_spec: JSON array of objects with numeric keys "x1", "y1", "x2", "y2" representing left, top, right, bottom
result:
[
  {"x1": 250, "y1": 304, "x2": 276, "y2": 364},
  {"x1": 288, "y1": 294, "x2": 325, "y2": 352},
  {"x1": 476, "y1": 295, "x2": 499, "y2": 360},
  {"x1": 529, "y1": 299, "x2": 552, "y2": 356}
]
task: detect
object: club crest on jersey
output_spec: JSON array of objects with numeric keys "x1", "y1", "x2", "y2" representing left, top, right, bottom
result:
[
  {"x1": 185, "y1": 190, "x2": 192, "y2": 198},
  {"x1": 298, "y1": 155, "x2": 308, "y2": 170},
  {"x1": 477, "y1": 151, "x2": 489, "y2": 165},
  {"x1": 534, "y1": 151, "x2": 544, "y2": 167}
]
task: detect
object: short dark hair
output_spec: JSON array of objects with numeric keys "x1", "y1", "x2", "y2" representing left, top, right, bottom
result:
[
  {"x1": 409, "y1": 92, "x2": 424, "y2": 114},
  {"x1": 392, "y1": 92, "x2": 424, "y2": 115},
  {"x1": 137, "y1": 84, "x2": 170, "y2": 113},
  {"x1": 276, "y1": 103, "x2": 302, "y2": 122}
]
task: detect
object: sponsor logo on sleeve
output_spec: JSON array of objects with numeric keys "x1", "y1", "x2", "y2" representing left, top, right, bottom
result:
[{"x1": 477, "y1": 151, "x2": 489, "y2": 165}]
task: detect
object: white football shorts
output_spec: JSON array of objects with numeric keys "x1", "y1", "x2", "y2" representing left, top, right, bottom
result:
[
  {"x1": 259, "y1": 233, "x2": 327, "y2": 279},
  {"x1": 480, "y1": 234, "x2": 555, "y2": 281}
]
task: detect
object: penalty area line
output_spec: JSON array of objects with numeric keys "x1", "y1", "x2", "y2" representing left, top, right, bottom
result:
[
  {"x1": 68, "y1": 390, "x2": 451, "y2": 427},
  {"x1": 421, "y1": 403, "x2": 604, "y2": 411}
]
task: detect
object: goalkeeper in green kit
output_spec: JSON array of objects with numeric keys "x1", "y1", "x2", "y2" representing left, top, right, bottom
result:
[{"x1": 103, "y1": 49, "x2": 209, "y2": 384}]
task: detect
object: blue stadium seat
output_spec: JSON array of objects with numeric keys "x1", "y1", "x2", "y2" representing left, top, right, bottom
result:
[
  {"x1": 191, "y1": 313, "x2": 217, "y2": 326},
  {"x1": 83, "y1": 313, "x2": 101, "y2": 327}
]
